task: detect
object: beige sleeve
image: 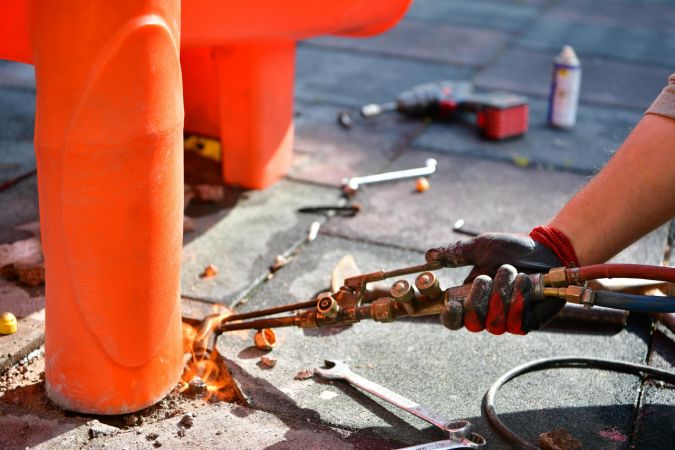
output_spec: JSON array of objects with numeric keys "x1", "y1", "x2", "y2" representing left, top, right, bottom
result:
[{"x1": 646, "y1": 73, "x2": 675, "y2": 119}]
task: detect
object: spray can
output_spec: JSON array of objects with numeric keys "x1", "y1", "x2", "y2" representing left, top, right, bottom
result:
[{"x1": 548, "y1": 45, "x2": 581, "y2": 128}]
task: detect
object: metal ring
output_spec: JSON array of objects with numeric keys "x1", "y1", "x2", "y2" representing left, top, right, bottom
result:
[{"x1": 444, "y1": 419, "x2": 472, "y2": 439}]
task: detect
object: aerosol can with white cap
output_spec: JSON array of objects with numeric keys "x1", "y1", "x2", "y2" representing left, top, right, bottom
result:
[{"x1": 548, "y1": 45, "x2": 581, "y2": 128}]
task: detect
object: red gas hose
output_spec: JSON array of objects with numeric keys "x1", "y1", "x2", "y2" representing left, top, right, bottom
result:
[{"x1": 567, "y1": 264, "x2": 675, "y2": 283}]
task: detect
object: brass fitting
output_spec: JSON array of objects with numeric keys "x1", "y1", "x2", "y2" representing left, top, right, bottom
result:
[
  {"x1": 371, "y1": 298, "x2": 396, "y2": 323},
  {"x1": 415, "y1": 271, "x2": 442, "y2": 299},
  {"x1": 543, "y1": 285, "x2": 585, "y2": 304},
  {"x1": 316, "y1": 293, "x2": 340, "y2": 319},
  {"x1": 390, "y1": 279, "x2": 416, "y2": 315},
  {"x1": 545, "y1": 267, "x2": 568, "y2": 287}
]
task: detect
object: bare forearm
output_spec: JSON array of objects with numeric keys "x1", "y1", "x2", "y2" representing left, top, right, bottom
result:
[{"x1": 549, "y1": 114, "x2": 675, "y2": 265}]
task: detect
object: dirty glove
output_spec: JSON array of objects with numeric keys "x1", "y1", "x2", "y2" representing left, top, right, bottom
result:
[{"x1": 426, "y1": 226, "x2": 580, "y2": 335}]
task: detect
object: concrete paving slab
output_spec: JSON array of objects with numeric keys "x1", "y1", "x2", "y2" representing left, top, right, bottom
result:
[
  {"x1": 79, "y1": 402, "x2": 402, "y2": 450},
  {"x1": 216, "y1": 234, "x2": 651, "y2": 448},
  {"x1": 236, "y1": 234, "x2": 469, "y2": 314},
  {"x1": 0, "y1": 175, "x2": 39, "y2": 245},
  {"x1": 406, "y1": 0, "x2": 542, "y2": 33},
  {"x1": 0, "y1": 280, "x2": 44, "y2": 372},
  {"x1": 412, "y1": 98, "x2": 642, "y2": 173},
  {"x1": 0, "y1": 413, "x2": 89, "y2": 450},
  {"x1": 321, "y1": 148, "x2": 668, "y2": 266},
  {"x1": 632, "y1": 323, "x2": 675, "y2": 449},
  {"x1": 181, "y1": 180, "x2": 338, "y2": 304},
  {"x1": 0, "y1": 62, "x2": 35, "y2": 91},
  {"x1": 295, "y1": 46, "x2": 473, "y2": 107},
  {"x1": 475, "y1": 47, "x2": 670, "y2": 111},
  {"x1": 548, "y1": 0, "x2": 675, "y2": 33},
  {"x1": 291, "y1": 101, "x2": 425, "y2": 187},
  {"x1": 517, "y1": 16, "x2": 675, "y2": 67},
  {"x1": 307, "y1": 18, "x2": 510, "y2": 67},
  {"x1": 321, "y1": 149, "x2": 585, "y2": 252}
]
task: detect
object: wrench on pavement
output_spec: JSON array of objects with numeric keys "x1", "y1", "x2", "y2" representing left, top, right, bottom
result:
[
  {"x1": 314, "y1": 359, "x2": 485, "y2": 448},
  {"x1": 341, "y1": 158, "x2": 437, "y2": 193}
]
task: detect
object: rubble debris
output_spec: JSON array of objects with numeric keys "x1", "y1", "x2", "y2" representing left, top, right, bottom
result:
[
  {"x1": 260, "y1": 356, "x2": 277, "y2": 368},
  {"x1": 537, "y1": 429, "x2": 581, "y2": 450},
  {"x1": 254, "y1": 328, "x2": 277, "y2": 351},
  {"x1": 88, "y1": 420, "x2": 117, "y2": 439},
  {"x1": 178, "y1": 414, "x2": 194, "y2": 429},
  {"x1": 294, "y1": 369, "x2": 314, "y2": 381},
  {"x1": 183, "y1": 215, "x2": 195, "y2": 233},
  {"x1": 146, "y1": 432, "x2": 160, "y2": 441},
  {"x1": 153, "y1": 441, "x2": 163, "y2": 448},
  {"x1": 0, "y1": 312, "x2": 17, "y2": 334},
  {"x1": 16, "y1": 262, "x2": 45, "y2": 286},
  {"x1": 200, "y1": 264, "x2": 218, "y2": 279},
  {"x1": 192, "y1": 184, "x2": 225, "y2": 202},
  {"x1": 270, "y1": 255, "x2": 289, "y2": 273},
  {"x1": 415, "y1": 177, "x2": 430, "y2": 193},
  {"x1": 0, "y1": 237, "x2": 45, "y2": 285}
]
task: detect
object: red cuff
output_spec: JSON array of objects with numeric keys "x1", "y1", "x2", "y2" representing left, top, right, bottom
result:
[{"x1": 530, "y1": 225, "x2": 580, "y2": 268}]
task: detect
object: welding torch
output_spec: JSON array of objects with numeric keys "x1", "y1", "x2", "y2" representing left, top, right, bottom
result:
[{"x1": 211, "y1": 263, "x2": 675, "y2": 336}]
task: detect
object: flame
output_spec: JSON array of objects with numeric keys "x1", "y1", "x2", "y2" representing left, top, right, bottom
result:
[{"x1": 179, "y1": 305, "x2": 240, "y2": 402}]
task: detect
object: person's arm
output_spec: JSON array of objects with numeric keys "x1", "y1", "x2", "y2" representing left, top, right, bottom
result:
[{"x1": 550, "y1": 113, "x2": 675, "y2": 265}]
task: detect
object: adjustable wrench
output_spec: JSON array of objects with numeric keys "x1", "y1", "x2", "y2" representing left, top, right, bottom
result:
[{"x1": 315, "y1": 359, "x2": 485, "y2": 449}]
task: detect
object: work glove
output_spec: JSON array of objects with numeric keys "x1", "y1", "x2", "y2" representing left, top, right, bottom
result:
[{"x1": 425, "y1": 226, "x2": 579, "y2": 335}]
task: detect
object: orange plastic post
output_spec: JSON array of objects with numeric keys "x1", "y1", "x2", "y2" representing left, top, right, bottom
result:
[
  {"x1": 213, "y1": 41, "x2": 295, "y2": 189},
  {"x1": 30, "y1": 0, "x2": 184, "y2": 414}
]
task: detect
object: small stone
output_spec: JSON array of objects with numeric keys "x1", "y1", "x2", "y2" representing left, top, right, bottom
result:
[
  {"x1": 153, "y1": 441, "x2": 162, "y2": 448},
  {"x1": 215, "y1": 431, "x2": 222, "y2": 436},
  {"x1": 88, "y1": 420, "x2": 117, "y2": 439},
  {"x1": 260, "y1": 356, "x2": 277, "y2": 368},
  {"x1": 136, "y1": 428, "x2": 144, "y2": 435},
  {"x1": 294, "y1": 369, "x2": 314, "y2": 381},
  {"x1": 146, "y1": 432, "x2": 159, "y2": 441},
  {"x1": 337, "y1": 111, "x2": 353, "y2": 129},
  {"x1": 177, "y1": 429, "x2": 186, "y2": 438},
  {"x1": 178, "y1": 414, "x2": 194, "y2": 429},
  {"x1": 270, "y1": 254, "x2": 289, "y2": 273}
]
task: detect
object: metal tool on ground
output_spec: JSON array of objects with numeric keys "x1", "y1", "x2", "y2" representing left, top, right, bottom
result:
[
  {"x1": 452, "y1": 219, "x2": 481, "y2": 237},
  {"x1": 315, "y1": 359, "x2": 485, "y2": 449},
  {"x1": 360, "y1": 81, "x2": 529, "y2": 141},
  {"x1": 341, "y1": 158, "x2": 437, "y2": 195},
  {"x1": 298, "y1": 203, "x2": 362, "y2": 216},
  {"x1": 211, "y1": 263, "x2": 675, "y2": 334}
]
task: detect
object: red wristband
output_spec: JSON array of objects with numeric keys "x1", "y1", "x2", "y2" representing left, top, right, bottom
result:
[{"x1": 530, "y1": 225, "x2": 580, "y2": 268}]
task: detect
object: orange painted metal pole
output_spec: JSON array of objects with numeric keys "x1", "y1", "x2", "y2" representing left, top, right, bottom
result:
[{"x1": 31, "y1": 0, "x2": 184, "y2": 414}]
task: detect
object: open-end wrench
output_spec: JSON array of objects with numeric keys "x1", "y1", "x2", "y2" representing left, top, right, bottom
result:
[
  {"x1": 314, "y1": 359, "x2": 485, "y2": 448},
  {"x1": 341, "y1": 159, "x2": 437, "y2": 194}
]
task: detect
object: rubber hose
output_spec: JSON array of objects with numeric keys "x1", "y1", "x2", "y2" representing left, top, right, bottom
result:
[
  {"x1": 571, "y1": 264, "x2": 675, "y2": 283},
  {"x1": 484, "y1": 356, "x2": 675, "y2": 449},
  {"x1": 594, "y1": 291, "x2": 675, "y2": 313}
]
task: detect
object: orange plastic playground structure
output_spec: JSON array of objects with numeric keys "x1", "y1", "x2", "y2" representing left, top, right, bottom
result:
[
  {"x1": 181, "y1": 0, "x2": 412, "y2": 188},
  {"x1": 0, "y1": 0, "x2": 410, "y2": 414}
]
